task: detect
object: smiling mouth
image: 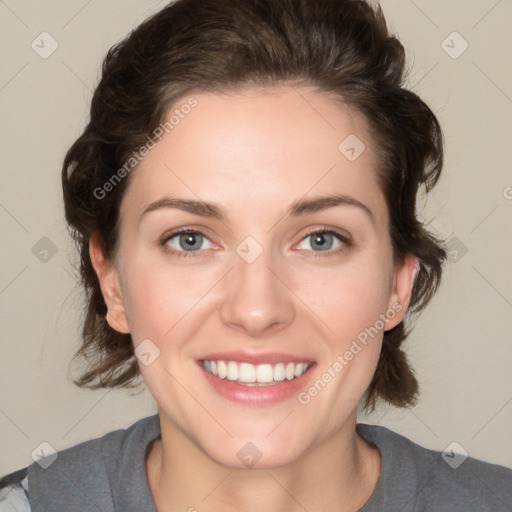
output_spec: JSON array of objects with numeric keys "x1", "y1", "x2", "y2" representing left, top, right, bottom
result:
[{"x1": 201, "y1": 359, "x2": 312, "y2": 386}]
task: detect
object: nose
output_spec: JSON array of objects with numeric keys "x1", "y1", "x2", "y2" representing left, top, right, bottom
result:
[{"x1": 219, "y1": 245, "x2": 296, "y2": 337}]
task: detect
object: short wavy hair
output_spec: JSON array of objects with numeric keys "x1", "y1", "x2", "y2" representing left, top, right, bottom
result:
[{"x1": 62, "y1": 0, "x2": 446, "y2": 412}]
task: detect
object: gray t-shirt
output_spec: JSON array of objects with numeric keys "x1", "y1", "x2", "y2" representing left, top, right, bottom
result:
[{"x1": 1, "y1": 414, "x2": 511, "y2": 511}]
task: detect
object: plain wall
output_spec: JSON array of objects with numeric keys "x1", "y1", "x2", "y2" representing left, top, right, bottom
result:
[{"x1": 1, "y1": 0, "x2": 511, "y2": 475}]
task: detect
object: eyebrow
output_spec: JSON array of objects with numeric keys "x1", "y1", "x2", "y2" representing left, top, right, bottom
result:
[
  {"x1": 140, "y1": 194, "x2": 374, "y2": 223},
  {"x1": 140, "y1": 197, "x2": 226, "y2": 222},
  {"x1": 288, "y1": 194, "x2": 373, "y2": 221}
]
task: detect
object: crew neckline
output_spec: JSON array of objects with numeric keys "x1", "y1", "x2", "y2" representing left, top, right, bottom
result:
[
  {"x1": 129, "y1": 416, "x2": 391, "y2": 511},
  {"x1": 356, "y1": 423, "x2": 389, "y2": 510}
]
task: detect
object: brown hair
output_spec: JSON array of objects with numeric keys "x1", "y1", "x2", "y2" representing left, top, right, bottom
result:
[{"x1": 62, "y1": 0, "x2": 446, "y2": 412}]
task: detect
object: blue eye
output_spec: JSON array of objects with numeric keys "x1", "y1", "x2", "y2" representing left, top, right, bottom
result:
[
  {"x1": 160, "y1": 227, "x2": 350, "y2": 259},
  {"x1": 297, "y1": 229, "x2": 350, "y2": 254},
  {"x1": 163, "y1": 229, "x2": 213, "y2": 255}
]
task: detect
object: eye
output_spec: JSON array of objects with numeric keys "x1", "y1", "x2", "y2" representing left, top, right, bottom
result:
[
  {"x1": 161, "y1": 229, "x2": 213, "y2": 256},
  {"x1": 296, "y1": 228, "x2": 350, "y2": 254}
]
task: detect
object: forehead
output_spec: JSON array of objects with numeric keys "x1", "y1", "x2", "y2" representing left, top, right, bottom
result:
[{"x1": 121, "y1": 85, "x2": 386, "y2": 224}]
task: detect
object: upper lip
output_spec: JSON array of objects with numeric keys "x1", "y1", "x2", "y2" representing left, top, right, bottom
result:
[{"x1": 198, "y1": 351, "x2": 315, "y2": 365}]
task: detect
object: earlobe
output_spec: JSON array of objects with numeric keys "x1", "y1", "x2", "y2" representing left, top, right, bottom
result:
[
  {"x1": 385, "y1": 254, "x2": 419, "y2": 331},
  {"x1": 89, "y1": 233, "x2": 130, "y2": 334}
]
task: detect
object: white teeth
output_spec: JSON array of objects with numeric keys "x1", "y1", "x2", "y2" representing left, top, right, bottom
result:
[
  {"x1": 294, "y1": 363, "x2": 305, "y2": 377},
  {"x1": 202, "y1": 360, "x2": 310, "y2": 384},
  {"x1": 217, "y1": 360, "x2": 227, "y2": 379},
  {"x1": 239, "y1": 362, "x2": 256, "y2": 383},
  {"x1": 227, "y1": 361, "x2": 238, "y2": 381},
  {"x1": 273, "y1": 363, "x2": 285, "y2": 381},
  {"x1": 256, "y1": 364, "x2": 273, "y2": 383}
]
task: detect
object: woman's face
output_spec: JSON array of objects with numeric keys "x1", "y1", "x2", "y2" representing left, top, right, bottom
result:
[{"x1": 93, "y1": 85, "x2": 415, "y2": 468}]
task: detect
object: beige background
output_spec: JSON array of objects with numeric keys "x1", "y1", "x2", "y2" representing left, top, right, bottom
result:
[{"x1": 1, "y1": 0, "x2": 511, "y2": 475}]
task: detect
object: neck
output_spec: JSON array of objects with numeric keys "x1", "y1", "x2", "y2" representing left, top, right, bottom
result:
[{"x1": 146, "y1": 413, "x2": 381, "y2": 512}]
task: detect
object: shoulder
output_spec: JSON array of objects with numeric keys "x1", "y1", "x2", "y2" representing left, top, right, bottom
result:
[
  {"x1": 358, "y1": 423, "x2": 512, "y2": 511},
  {"x1": 0, "y1": 467, "x2": 30, "y2": 511},
  {"x1": 1, "y1": 415, "x2": 160, "y2": 511}
]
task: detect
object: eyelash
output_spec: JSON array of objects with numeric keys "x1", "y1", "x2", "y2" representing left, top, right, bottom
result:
[
  {"x1": 159, "y1": 226, "x2": 351, "y2": 259},
  {"x1": 300, "y1": 227, "x2": 352, "y2": 258},
  {"x1": 159, "y1": 227, "x2": 213, "y2": 259}
]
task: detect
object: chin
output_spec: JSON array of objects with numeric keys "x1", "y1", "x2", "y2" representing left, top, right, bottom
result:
[{"x1": 205, "y1": 439, "x2": 306, "y2": 470}]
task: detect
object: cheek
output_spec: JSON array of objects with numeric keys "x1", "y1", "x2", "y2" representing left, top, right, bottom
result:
[
  {"x1": 294, "y1": 257, "x2": 392, "y2": 342},
  {"x1": 119, "y1": 259, "x2": 220, "y2": 404},
  {"x1": 297, "y1": 271, "x2": 388, "y2": 424},
  {"x1": 119, "y1": 257, "x2": 221, "y2": 343}
]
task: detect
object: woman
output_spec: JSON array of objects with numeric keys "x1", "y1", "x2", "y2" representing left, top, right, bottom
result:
[{"x1": 1, "y1": 0, "x2": 511, "y2": 510}]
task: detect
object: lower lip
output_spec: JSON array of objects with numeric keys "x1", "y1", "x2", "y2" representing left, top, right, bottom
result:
[{"x1": 198, "y1": 362, "x2": 316, "y2": 405}]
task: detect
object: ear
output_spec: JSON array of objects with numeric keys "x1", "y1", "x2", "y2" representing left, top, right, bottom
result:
[
  {"x1": 385, "y1": 253, "x2": 419, "y2": 331},
  {"x1": 89, "y1": 233, "x2": 130, "y2": 334}
]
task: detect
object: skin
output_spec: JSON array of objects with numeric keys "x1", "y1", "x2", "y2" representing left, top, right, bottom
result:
[{"x1": 90, "y1": 85, "x2": 417, "y2": 512}]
